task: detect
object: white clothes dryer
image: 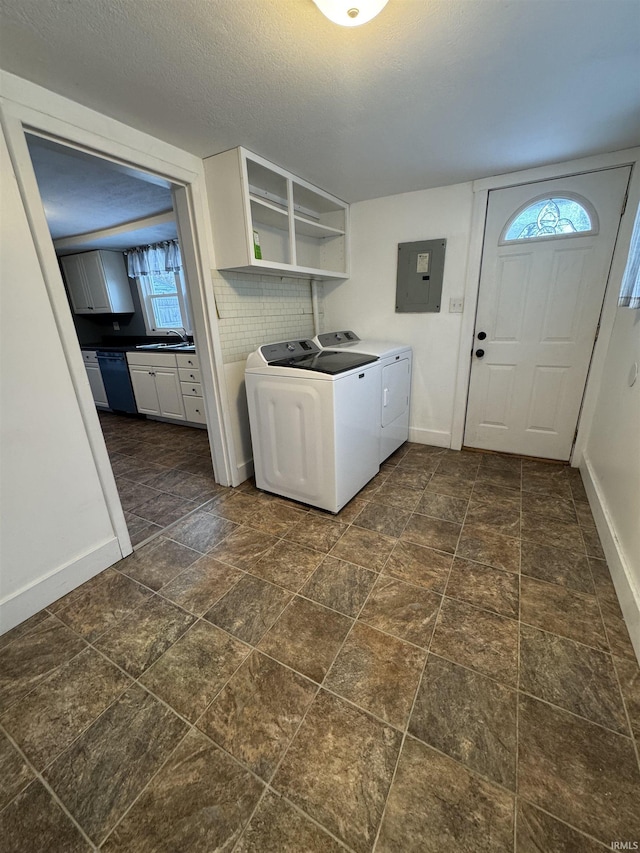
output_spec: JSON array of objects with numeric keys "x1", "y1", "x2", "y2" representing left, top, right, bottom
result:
[
  {"x1": 245, "y1": 340, "x2": 381, "y2": 513},
  {"x1": 314, "y1": 331, "x2": 412, "y2": 462}
]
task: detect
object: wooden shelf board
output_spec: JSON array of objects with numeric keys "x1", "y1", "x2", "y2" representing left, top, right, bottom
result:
[
  {"x1": 250, "y1": 196, "x2": 288, "y2": 231},
  {"x1": 294, "y1": 214, "x2": 345, "y2": 239},
  {"x1": 219, "y1": 260, "x2": 348, "y2": 281}
]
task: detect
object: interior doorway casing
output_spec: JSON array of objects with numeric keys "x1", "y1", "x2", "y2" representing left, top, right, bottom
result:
[
  {"x1": 0, "y1": 91, "x2": 235, "y2": 562},
  {"x1": 450, "y1": 147, "x2": 640, "y2": 465}
]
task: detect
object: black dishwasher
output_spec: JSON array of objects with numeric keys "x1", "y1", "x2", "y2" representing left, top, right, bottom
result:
[{"x1": 96, "y1": 351, "x2": 137, "y2": 413}]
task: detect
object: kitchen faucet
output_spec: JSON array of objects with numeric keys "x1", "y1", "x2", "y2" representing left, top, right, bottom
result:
[{"x1": 167, "y1": 329, "x2": 188, "y2": 342}]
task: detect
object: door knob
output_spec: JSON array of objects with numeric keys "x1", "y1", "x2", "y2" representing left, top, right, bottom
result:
[
  {"x1": 477, "y1": 331, "x2": 487, "y2": 340},
  {"x1": 475, "y1": 349, "x2": 485, "y2": 358}
]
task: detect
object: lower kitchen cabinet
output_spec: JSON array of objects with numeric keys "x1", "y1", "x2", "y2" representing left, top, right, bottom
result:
[
  {"x1": 177, "y1": 353, "x2": 206, "y2": 424},
  {"x1": 127, "y1": 352, "x2": 186, "y2": 420},
  {"x1": 82, "y1": 350, "x2": 109, "y2": 408},
  {"x1": 183, "y1": 395, "x2": 206, "y2": 424}
]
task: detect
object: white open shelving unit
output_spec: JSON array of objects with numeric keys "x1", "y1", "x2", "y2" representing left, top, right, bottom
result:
[{"x1": 204, "y1": 147, "x2": 349, "y2": 280}]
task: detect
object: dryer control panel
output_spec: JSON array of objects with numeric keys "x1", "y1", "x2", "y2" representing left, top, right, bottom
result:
[{"x1": 316, "y1": 331, "x2": 360, "y2": 347}]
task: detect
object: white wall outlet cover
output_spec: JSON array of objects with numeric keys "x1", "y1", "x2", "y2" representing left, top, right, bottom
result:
[
  {"x1": 113, "y1": 321, "x2": 120, "y2": 330},
  {"x1": 449, "y1": 298, "x2": 464, "y2": 313}
]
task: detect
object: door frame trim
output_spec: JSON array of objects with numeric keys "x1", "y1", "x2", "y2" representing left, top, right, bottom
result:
[
  {"x1": 451, "y1": 147, "x2": 640, "y2": 463},
  {"x1": 0, "y1": 73, "x2": 236, "y2": 561}
]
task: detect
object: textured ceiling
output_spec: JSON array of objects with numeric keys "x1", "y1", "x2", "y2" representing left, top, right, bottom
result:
[
  {"x1": 26, "y1": 135, "x2": 177, "y2": 252},
  {"x1": 2, "y1": 0, "x2": 640, "y2": 202}
]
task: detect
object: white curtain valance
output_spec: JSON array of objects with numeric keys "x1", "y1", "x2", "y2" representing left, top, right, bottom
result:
[
  {"x1": 126, "y1": 240, "x2": 182, "y2": 278},
  {"x1": 618, "y1": 203, "x2": 640, "y2": 309}
]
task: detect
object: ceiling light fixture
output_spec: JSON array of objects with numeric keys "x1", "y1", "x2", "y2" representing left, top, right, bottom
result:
[{"x1": 312, "y1": 0, "x2": 389, "y2": 27}]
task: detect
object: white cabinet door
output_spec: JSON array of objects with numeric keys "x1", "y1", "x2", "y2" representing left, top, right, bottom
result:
[
  {"x1": 129, "y1": 366, "x2": 160, "y2": 415},
  {"x1": 85, "y1": 363, "x2": 109, "y2": 407},
  {"x1": 99, "y1": 251, "x2": 134, "y2": 313},
  {"x1": 61, "y1": 254, "x2": 90, "y2": 311},
  {"x1": 155, "y1": 368, "x2": 186, "y2": 419},
  {"x1": 61, "y1": 251, "x2": 133, "y2": 314},
  {"x1": 81, "y1": 252, "x2": 110, "y2": 312}
]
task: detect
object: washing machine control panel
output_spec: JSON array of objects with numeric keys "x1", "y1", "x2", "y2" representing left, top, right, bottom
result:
[{"x1": 260, "y1": 340, "x2": 320, "y2": 363}]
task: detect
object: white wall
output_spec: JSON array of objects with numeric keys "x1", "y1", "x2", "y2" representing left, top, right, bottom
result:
[
  {"x1": 581, "y1": 192, "x2": 640, "y2": 658},
  {"x1": 585, "y1": 307, "x2": 640, "y2": 553},
  {"x1": 0, "y1": 125, "x2": 122, "y2": 632},
  {"x1": 323, "y1": 182, "x2": 474, "y2": 446}
]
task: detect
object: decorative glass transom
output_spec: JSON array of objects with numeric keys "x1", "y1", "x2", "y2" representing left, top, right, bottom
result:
[{"x1": 503, "y1": 197, "x2": 594, "y2": 242}]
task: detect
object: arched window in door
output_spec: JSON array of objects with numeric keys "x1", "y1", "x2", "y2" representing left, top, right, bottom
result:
[{"x1": 500, "y1": 194, "x2": 598, "y2": 244}]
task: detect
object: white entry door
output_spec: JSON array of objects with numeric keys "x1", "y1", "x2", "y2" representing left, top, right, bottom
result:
[{"x1": 464, "y1": 167, "x2": 630, "y2": 460}]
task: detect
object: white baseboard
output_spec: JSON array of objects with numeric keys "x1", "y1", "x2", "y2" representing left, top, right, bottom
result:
[
  {"x1": 0, "y1": 537, "x2": 123, "y2": 635},
  {"x1": 408, "y1": 427, "x2": 451, "y2": 448},
  {"x1": 580, "y1": 453, "x2": 640, "y2": 662},
  {"x1": 233, "y1": 458, "x2": 254, "y2": 487}
]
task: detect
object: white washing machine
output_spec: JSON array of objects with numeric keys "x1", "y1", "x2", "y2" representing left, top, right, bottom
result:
[
  {"x1": 315, "y1": 331, "x2": 412, "y2": 462},
  {"x1": 245, "y1": 339, "x2": 381, "y2": 513}
]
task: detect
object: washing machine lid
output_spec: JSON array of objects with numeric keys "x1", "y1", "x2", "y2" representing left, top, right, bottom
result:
[{"x1": 270, "y1": 349, "x2": 378, "y2": 375}]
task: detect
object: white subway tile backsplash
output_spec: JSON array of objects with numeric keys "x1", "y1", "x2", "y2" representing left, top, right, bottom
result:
[{"x1": 212, "y1": 271, "x2": 324, "y2": 364}]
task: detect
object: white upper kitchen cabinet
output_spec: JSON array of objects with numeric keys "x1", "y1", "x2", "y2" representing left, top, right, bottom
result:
[
  {"x1": 204, "y1": 147, "x2": 349, "y2": 280},
  {"x1": 60, "y1": 250, "x2": 134, "y2": 314}
]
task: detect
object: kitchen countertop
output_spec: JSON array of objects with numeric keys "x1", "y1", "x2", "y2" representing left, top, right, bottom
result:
[
  {"x1": 81, "y1": 341, "x2": 195, "y2": 353},
  {"x1": 81, "y1": 343, "x2": 137, "y2": 352}
]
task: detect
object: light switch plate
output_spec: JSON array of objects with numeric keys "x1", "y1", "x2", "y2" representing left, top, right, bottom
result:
[{"x1": 449, "y1": 298, "x2": 464, "y2": 313}]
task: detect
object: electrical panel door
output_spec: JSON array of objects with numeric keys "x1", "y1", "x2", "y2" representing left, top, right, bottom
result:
[{"x1": 395, "y1": 238, "x2": 446, "y2": 312}]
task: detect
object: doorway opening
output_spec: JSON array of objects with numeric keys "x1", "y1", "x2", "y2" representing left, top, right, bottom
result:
[{"x1": 25, "y1": 133, "x2": 224, "y2": 547}]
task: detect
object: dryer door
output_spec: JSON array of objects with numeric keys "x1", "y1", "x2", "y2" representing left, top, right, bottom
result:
[{"x1": 381, "y1": 358, "x2": 410, "y2": 427}]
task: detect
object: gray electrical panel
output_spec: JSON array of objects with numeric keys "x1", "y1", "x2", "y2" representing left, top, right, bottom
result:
[{"x1": 395, "y1": 238, "x2": 446, "y2": 313}]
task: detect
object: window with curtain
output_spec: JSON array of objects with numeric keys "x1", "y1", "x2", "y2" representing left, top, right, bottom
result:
[
  {"x1": 126, "y1": 240, "x2": 191, "y2": 333},
  {"x1": 618, "y1": 202, "x2": 640, "y2": 309}
]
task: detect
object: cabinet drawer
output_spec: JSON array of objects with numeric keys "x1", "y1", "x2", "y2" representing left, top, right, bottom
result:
[
  {"x1": 181, "y1": 381, "x2": 202, "y2": 397},
  {"x1": 127, "y1": 351, "x2": 177, "y2": 367},
  {"x1": 178, "y1": 367, "x2": 201, "y2": 383},
  {"x1": 176, "y1": 353, "x2": 199, "y2": 369},
  {"x1": 82, "y1": 350, "x2": 98, "y2": 363},
  {"x1": 184, "y1": 395, "x2": 206, "y2": 424}
]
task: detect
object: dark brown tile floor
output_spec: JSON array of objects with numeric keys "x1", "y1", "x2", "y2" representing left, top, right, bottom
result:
[
  {"x1": 98, "y1": 411, "x2": 221, "y2": 547},
  {"x1": 1, "y1": 443, "x2": 639, "y2": 851}
]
